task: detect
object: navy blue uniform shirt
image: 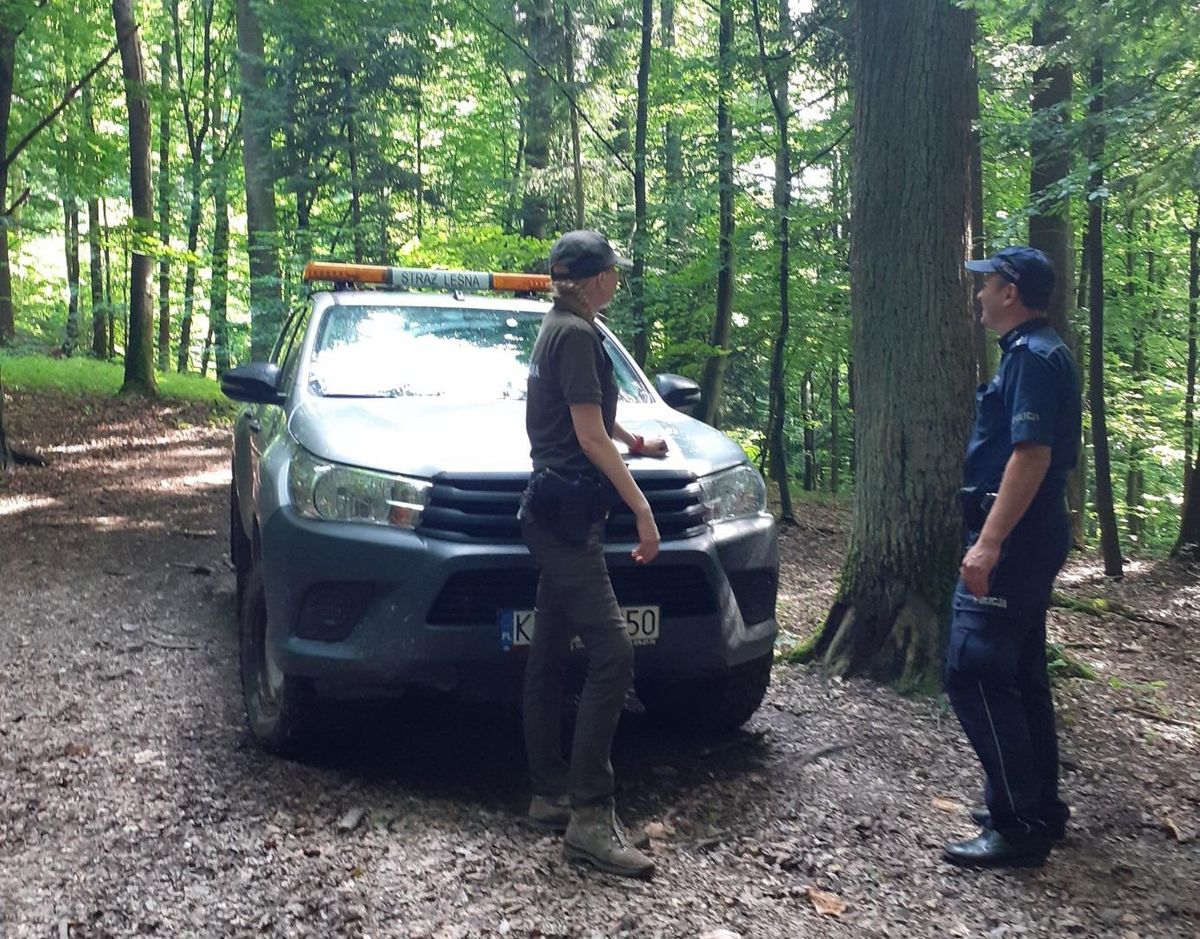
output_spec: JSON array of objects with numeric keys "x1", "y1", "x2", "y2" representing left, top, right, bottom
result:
[
  {"x1": 963, "y1": 317, "x2": 1081, "y2": 508},
  {"x1": 955, "y1": 317, "x2": 1080, "y2": 613}
]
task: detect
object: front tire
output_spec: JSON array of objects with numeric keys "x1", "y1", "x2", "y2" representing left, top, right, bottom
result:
[
  {"x1": 636, "y1": 652, "x2": 773, "y2": 733},
  {"x1": 240, "y1": 562, "x2": 316, "y2": 757}
]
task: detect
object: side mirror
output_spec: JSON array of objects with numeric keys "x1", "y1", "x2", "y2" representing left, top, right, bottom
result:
[
  {"x1": 654, "y1": 373, "x2": 702, "y2": 416},
  {"x1": 221, "y1": 362, "x2": 286, "y2": 405}
]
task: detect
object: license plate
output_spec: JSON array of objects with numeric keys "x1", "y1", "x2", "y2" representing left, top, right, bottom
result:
[{"x1": 499, "y1": 606, "x2": 660, "y2": 651}]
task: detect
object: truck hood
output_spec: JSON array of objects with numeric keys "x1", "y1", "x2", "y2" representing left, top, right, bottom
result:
[{"x1": 287, "y1": 396, "x2": 748, "y2": 479}]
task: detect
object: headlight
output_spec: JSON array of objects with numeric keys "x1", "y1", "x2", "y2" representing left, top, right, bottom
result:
[
  {"x1": 288, "y1": 447, "x2": 430, "y2": 529},
  {"x1": 698, "y1": 463, "x2": 767, "y2": 524}
]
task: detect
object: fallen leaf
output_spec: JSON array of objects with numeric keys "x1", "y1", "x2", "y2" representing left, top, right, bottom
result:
[
  {"x1": 1162, "y1": 817, "x2": 1193, "y2": 844},
  {"x1": 804, "y1": 886, "x2": 847, "y2": 917},
  {"x1": 337, "y1": 807, "x2": 366, "y2": 832},
  {"x1": 932, "y1": 796, "x2": 964, "y2": 814}
]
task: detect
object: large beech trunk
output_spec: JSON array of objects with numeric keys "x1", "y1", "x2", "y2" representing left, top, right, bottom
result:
[{"x1": 815, "y1": 0, "x2": 976, "y2": 691}]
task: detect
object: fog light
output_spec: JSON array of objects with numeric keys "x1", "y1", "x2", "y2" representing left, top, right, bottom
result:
[
  {"x1": 727, "y1": 569, "x2": 777, "y2": 625},
  {"x1": 296, "y1": 583, "x2": 373, "y2": 641}
]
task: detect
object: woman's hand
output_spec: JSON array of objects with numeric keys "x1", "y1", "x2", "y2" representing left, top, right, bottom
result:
[
  {"x1": 632, "y1": 508, "x2": 660, "y2": 564},
  {"x1": 639, "y1": 437, "x2": 669, "y2": 458}
]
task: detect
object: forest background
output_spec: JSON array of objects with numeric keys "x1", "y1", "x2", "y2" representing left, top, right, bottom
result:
[{"x1": 1, "y1": 0, "x2": 1197, "y2": 648}]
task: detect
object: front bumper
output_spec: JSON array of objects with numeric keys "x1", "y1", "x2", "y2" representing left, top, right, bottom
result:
[{"x1": 260, "y1": 507, "x2": 778, "y2": 700}]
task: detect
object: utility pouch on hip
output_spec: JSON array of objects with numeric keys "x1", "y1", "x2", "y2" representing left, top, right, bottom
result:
[
  {"x1": 522, "y1": 469, "x2": 609, "y2": 544},
  {"x1": 959, "y1": 486, "x2": 997, "y2": 533}
]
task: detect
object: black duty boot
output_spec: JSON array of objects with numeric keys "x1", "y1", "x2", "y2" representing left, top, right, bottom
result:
[{"x1": 943, "y1": 829, "x2": 1050, "y2": 869}]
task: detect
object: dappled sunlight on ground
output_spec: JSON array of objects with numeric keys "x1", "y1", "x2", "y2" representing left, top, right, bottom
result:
[{"x1": 0, "y1": 494, "x2": 58, "y2": 518}]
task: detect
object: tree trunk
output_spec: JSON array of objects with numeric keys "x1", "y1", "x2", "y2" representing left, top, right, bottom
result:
[
  {"x1": 103, "y1": 197, "x2": 115, "y2": 359},
  {"x1": 564, "y1": 2, "x2": 585, "y2": 230},
  {"x1": 1084, "y1": 56, "x2": 1122, "y2": 576},
  {"x1": 502, "y1": 70, "x2": 525, "y2": 236},
  {"x1": 210, "y1": 98, "x2": 231, "y2": 376},
  {"x1": 87, "y1": 197, "x2": 106, "y2": 357},
  {"x1": 62, "y1": 194, "x2": 81, "y2": 355},
  {"x1": 112, "y1": 0, "x2": 157, "y2": 395},
  {"x1": 629, "y1": 0, "x2": 651, "y2": 368},
  {"x1": 1123, "y1": 215, "x2": 1147, "y2": 543},
  {"x1": 660, "y1": 0, "x2": 684, "y2": 246},
  {"x1": 236, "y1": 0, "x2": 283, "y2": 360},
  {"x1": 415, "y1": 76, "x2": 424, "y2": 238},
  {"x1": 753, "y1": 0, "x2": 795, "y2": 522},
  {"x1": 344, "y1": 70, "x2": 364, "y2": 263},
  {"x1": 1028, "y1": 12, "x2": 1084, "y2": 547},
  {"x1": 815, "y1": 0, "x2": 976, "y2": 691},
  {"x1": 0, "y1": 25, "x2": 16, "y2": 343},
  {"x1": 967, "y1": 28, "x2": 990, "y2": 384},
  {"x1": 830, "y1": 363, "x2": 841, "y2": 494},
  {"x1": 177, "y1": 156, "x2": 202, "y2": 372},
  {"x1": 157, "y1": 32, "x2": 171, "y2": 371},
  {"x1": 802, "y1": 371, "x2": 817, "y2": 491},
  {"x1": 699, "y1": 0, "x2": 735, "y2": 427},
  {"x1": 1172, "y1": 198, "x2": 1199, "y2": 559},
  {"x1": 519, "y1": 0, "x2": 554, "y2": 239},
  {"x1": 199, "y1": 321, "x2": 214, "y2": 376},
  {"x1": 82, "y1": 86, "x2": 107, "y2": 358}
]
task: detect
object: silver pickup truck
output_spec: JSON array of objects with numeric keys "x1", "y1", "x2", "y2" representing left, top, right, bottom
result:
[{"x1": 222, "y1": 263, "x2": 778, "y2": 756}]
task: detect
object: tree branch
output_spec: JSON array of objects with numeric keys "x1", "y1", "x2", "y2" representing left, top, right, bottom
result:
[
  {"x1": 3, "y1": 185, "x2": 31, "y2": 219},
  {"x1": 3, "y1": 41, "x2": 122, "y2": 171},
  {"x1": 790, "y1": 126, "x2": 852, "y2": 180}
]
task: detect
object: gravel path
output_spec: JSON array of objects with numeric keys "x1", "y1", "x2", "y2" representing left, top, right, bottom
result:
[{"x1": 0, "y1": 390, "x2": 1196, "y2": 938}]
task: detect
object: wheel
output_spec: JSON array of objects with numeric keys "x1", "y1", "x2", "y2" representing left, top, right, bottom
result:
[
  {"x1": 229, "y1": 476, "x2": 253, "y2": 608},
  {"x1": 239, "y1": 562, "x2": 316, "y2": 757},
  {"x1": 636, "y1": 652, "x2": 773, "y2": 733}
]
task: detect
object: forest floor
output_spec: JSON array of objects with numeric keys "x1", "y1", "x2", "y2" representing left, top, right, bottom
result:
[{"x1": 0, "y1": 389, "x2": 1197, "y2": 939}]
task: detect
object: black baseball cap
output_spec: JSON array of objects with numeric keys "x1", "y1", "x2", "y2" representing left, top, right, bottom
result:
[
  {"x1": 965, "y1": 246, "x2": 1055, "y2": 310},
  {"x1": 548, "y1": 230, "x2": 632, "y2": 281}
]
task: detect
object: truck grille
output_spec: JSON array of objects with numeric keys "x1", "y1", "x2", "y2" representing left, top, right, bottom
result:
[
  {"x1": 417, "y1": 471, "x2": 708, "y2": 543},
  {"x1": 427, "y1": 565, "x2": 718, "y2": 625}
]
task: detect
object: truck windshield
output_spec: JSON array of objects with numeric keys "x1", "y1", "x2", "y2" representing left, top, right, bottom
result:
[{"x1": 307, "y1": 304, "x2": 653, "y2": 402}]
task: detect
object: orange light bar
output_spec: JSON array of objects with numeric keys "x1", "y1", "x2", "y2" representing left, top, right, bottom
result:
[
  {"x1": 303, "y1": 261, "x2": 389, "y2": 284},
  {"x1": 491, "y1": 272, "x2": 552, "y2": 291},
  {"x1": 303, "y1": 260, "x2": 551, "y2": 293}
]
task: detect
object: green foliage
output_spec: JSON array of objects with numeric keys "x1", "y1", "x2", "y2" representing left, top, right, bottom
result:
[
  {"x1": 0, "y1": 352, "x2": 230, "y2": 408},
  {"x1": 1046, "y1": 642, "x2": 1098, "y2": 682}
]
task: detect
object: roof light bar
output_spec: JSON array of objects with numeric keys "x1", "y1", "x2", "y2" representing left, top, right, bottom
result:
[{"x1": 303, "y1": 261, "x2": 551, "y2": 293}]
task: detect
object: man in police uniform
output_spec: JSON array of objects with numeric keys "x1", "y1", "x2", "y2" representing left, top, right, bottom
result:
[{"x1": 943, "y1": 246, "x2": 1081, "y2": 868}]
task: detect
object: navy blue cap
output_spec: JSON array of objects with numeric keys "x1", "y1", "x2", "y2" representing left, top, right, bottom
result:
[
  {"x1": 966, "y1": 246, "x2": 1055, "y2": 310},
  {"x1": 549, "y1": 230, "x2": 632, "y2": 281}
]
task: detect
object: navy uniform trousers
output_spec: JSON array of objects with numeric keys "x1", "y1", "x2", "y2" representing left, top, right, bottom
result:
[{"x1": 945, "y1": 520, "x2": 1071, "y2": 841}]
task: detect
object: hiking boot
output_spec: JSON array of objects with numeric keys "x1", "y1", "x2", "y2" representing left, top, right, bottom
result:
[
  {"x1": 564, "y1": 802, "x2": 655, "y2": 879},
  {"x1": 528, "y1": 795, "x2": 650, "y2": 848}
]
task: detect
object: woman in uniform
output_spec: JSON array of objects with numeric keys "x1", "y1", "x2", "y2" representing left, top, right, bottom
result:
[{"x1": 520, "y1": 230, "x2": 667, "y2": 879}]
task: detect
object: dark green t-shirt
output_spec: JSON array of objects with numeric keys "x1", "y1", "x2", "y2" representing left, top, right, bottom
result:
[{"x1": 526, "y1": 303, "x2": 617, "y2": 473}]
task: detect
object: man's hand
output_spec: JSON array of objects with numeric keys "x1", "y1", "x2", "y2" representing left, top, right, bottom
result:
[
  {"x1": 632, "y1": 508, "x2": 660, "y2": 564},
  {"x1": 961, "y1": 536, "x2": 1001, "y2": 599},
  {"x1": 639, "y1": 437, "x2": 669, "y2": 458}
]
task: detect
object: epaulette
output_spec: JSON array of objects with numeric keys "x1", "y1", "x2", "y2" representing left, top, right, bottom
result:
[{"x1": 1012, "y1": 326, "x2": 1064, "y2": 358}]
